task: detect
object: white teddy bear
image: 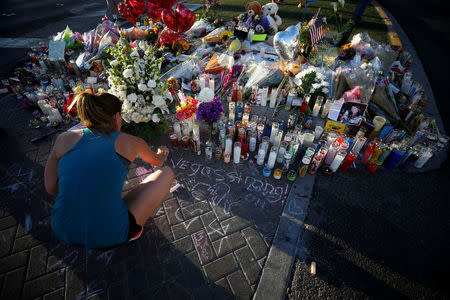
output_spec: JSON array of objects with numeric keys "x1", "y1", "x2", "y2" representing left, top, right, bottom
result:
[{"x1": 261, "y1": 2, "x2": 282, "y2": 34}]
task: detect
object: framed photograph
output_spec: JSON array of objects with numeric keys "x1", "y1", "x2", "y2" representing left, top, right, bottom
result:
[{"x1": 337, "y1": 102, "x2": 367, "y2": 126}]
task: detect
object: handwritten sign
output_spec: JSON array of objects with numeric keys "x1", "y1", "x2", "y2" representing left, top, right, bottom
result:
[{"x1": 48, "y1": 40, "x2": 65, "y2": 59}]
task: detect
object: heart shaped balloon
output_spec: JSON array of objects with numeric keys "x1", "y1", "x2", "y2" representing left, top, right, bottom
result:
[
  {"x1": 150, "y1": 0, "x2": 178, "y2": 10},
  {"x1": 175, "y1": 3, "x2": 195, "y2": 33},
  {"x1": 147, "y1": 2, "x2": 163, "y2": 22},
  {"x1": 161, "y1": 9, "x2": 179, "y2": 32},
  {"x1": 118, "y1": 0, "x2": 146, "y2": 26},
  {"x1": 273, "y1": 25, "x2": 301, "y2": 60}
]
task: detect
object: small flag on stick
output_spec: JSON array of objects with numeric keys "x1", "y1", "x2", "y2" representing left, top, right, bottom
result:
[{"x1": 308, "y1": 9, "x2": 324, "y2": 45}]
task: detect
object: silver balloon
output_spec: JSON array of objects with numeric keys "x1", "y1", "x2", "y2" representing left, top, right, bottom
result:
[{"x1": 273, "y1": 25, "x2": 300, "y2": 60}]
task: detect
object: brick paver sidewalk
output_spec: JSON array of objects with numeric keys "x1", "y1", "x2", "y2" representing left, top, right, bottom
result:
[{"x1": 0, "y1": 94, "x2": 291, "y2": 300}]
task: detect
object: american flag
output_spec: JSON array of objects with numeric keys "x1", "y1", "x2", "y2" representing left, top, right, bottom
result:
[{"x1": 308, "y1": 15, "x2": 324, "y2": 45}]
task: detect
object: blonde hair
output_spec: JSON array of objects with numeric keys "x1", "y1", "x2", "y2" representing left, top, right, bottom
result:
[{"x1": 75, "y1": 92, "x2": 122, "y2": 135}]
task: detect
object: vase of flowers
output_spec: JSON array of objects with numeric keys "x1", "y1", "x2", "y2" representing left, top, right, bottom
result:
[
  {"x1": 106, "y1": 38, "x2": 173, "y2": 141},
  {"x1": 294, "y1": 65, "x2": 330, "y2": 114},
  {"x1": 196, "y1": 94, "x2": 224, "y2": 142}
]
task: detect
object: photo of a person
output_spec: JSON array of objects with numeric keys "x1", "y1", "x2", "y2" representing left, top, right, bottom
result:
[{"x1": 337, "y1": 102, "x2": 367, "y2": 126}]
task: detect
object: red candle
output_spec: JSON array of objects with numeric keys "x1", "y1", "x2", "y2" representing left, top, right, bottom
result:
[
  {"x1": 367, "y1": 163, "x2": 378, "y2": 173},
  {"x1": 341, "y1": 152, "x2": 357, "y2": 172},
  {"x1": 182, "y1": 136, "x2": 190, "y2": 148},
  {"x1": 170, "y1": 134, "x2": 179, "y2": 147},
  {"x1": 241, "y1": 138, "x2": 249, "y2": 159}
]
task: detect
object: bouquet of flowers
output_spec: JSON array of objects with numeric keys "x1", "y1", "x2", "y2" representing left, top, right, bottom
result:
[
  {"x1": 176, "y1": 96, "x2": 198, "y2": 121},
  {"x1": 63, "y1": 93, "x2": 78, "y2": 117},
  {"x1": 196, "y1": 96, "x2": 224, "y2": 126},
  {"x1": 106, "y1": 38, "x2": 173, "y2": 126},
  {"x1": 294, "y1": 65, "x2": 330, "y2": 112}
]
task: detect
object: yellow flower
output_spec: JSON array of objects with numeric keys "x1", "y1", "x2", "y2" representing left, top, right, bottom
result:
[
  {"x1": 219, "y1": 31, "x2": 233, "y2": 40},
  {"x1": 180, "y1": 41, "x2": 190, "y2": 51}
]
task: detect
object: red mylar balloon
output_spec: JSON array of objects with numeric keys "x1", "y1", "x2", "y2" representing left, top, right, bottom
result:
[
  {"x1": 150, "y1": 0, "x2": 178, "y2": 10},
  {"x1": 161, "y1": 9, "x2": 178, "y2": 32},
  {"x1": 174, "y1": 3, "x2": 195, "y2": 33},
  {"x1": 147, "y1": 2, "x2": 163, "y2": 22},
  {"x1": 159, "y1": 32, "x2": 180, "y2": 46},
  {"x1": 118, "y1": 0, "x2": 146, "y2": 26}
]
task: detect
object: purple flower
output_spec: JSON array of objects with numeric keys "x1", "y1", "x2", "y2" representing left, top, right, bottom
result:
[{"x1": 196, "y1": 97, "x2": 224, "y2": 125}]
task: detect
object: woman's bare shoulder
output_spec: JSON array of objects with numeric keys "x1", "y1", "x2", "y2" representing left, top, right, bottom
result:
[{"x1": 54, "y1": 130, "x2": 83, "y2": 159}]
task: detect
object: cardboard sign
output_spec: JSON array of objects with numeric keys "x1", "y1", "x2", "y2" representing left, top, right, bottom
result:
[
  {"x1": 324, "y1": 119, "x2": 346, "y2": 133},
  {"x1": 48, "y1": 40, "x2": 65, "y2": 59}
]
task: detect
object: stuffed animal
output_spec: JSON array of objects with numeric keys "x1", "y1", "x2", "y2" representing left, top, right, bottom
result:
[
  {"x1": 261, "y1": 2, "x2": 282, "y2": 33},
  {"x1": 240, "y1": 1, "x2": 262, "y2": 29},
  {"x1": 255, "y1": 16, "x2": 271, "y2": 33}
]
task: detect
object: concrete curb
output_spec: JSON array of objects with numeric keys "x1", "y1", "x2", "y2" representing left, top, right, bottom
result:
[{"x1": 253, "y1": 174, "x2": 315, "y2": 300}]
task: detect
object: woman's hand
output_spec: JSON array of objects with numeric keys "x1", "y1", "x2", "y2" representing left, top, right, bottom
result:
[{"x1": 157, "y1": 146, "x2": 169, "y2": 165}]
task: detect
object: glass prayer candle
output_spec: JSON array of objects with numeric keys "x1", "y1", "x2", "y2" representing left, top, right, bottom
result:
[
  {"x1": 308, "y1": 148, "x2": 327, "y2": 175},
  {"x1": 303, "y1": 131, "x2": 315, "y2": 147},
  {"x1": 242, "y1": 113, "x2": 249, "y2": 126},
  {"x1": 193, "y1": 136, "x2": 201, "y2": 155},
  {"x1": 414, "y1": 148, "x2": 433, "y2": 168},
  {"x1": 287, "y1": 113, "x2": 297, "y2": 130},
  {"x1": 249, "y1": 133, "x2": 257, "y2": 152},
  {"x1": 205, "y1": 145, "x2": 213, "y2": 159},
  {"x1": 182, "y1": 122, "x2": 190, "y2": 137},
  {"x1": 215, "y1": 148, "x2": 222, "y2": 160},
  {"x1": 282, "y1": 152, "x2": 292, "y2": 172},
  {"x1": 226, "y1": 124, "x2": 236, "y2": 138},
  {"x1": 232, "y1": 82, "x2": 239, "y2": 102},
  {"x1": 329, "y1": 149, "x2": 347, "y2": 172},
  {"x1": 274, "y1": 131, "x2": 283, "y2": 149},
  {"x1": 340, "y1": 151, "x2": 357, "y2": 172},
  {"x1": 371, "y1": 115, "x2": 386, "y2": 134},
  {"x1": 351, "y1": 136, "x2": 367, "y2": 155},
  {"x1": 369, "y1": 143, "x2": 384, "y2": 164},
  {"x1": 263, "y1": 167, "x2": 271, "y2": 177},
  {"x1": 244, "y1": 103, "x2": 251, "y2": 114},
  {"x1": 260, "y1": 87, "x2": 268, "y2": 106},
  {"x1": 289, "y1": 141, "x2": 300, "y2": 163},
  {"x1": 277, "y1": 142, "x2": 287, "y2": 163},
  {"x1": 367, "y1": 163, "x2": 378, "y2": 173},
  {"x1": 324, "y1": 141, "x2": 340, "y2": 165},
  {"x1": 174, "y1": 121, "x2": 182, "y2": 139},
  {"x1": 376, "y1": 145, "x2": 392, "y2": 165},
  {"x1": 269, "y1": 89, "x2": 277, "y2": 108},
  {"x1": 384, "y1": 149, "x2": 405, "y2": 170},
  {"x1": 287, "y1": 170, "x2": 297, "y2": 181},
  {"x1": 257, "y1": 123, "x2": 264, "y2": 143},
  {"x1": 193, "y1": 123, "x2": 200, "y2": 137},
  {"x1": 326, "y1": 132, "x2": 337, "y2": 147},
  {"x1": 321, "y1": 99, "x2": 332, "y2": 119},
  {"x1": 170, "y1": 134, "x2": 179, "y2": 147},
  {"x1": 241, "y1": 138, "x2": 249, "y2": 159},
  {"x1": 273, "y1": 168, "x2": 282, "y2": 179},
  {"x1": 228, "y1": 102, "x2": 236, "y2": 121},
  {"x1": 224, "y1": 151, "x2": 231, "y2": 163},
  {"x1": 225, "y1": 134, "x2": 233, "y2": 154},
  {"x1": 182, "y1": 136, "x2": 190, "y2": 149},
  {"x1": 312, "y1": 101, "x2": 321, "y2": 117},
  {"x1": 270, "y1": 122, "x2": 279, "y2": 144},
  {"x1": 361, "y1": 142, "x2": 376, "y2": 165},
  {"x1": 261, "y1": 137, "x2": 270, "y2": 152},
  {"x1": 257, "y1": 148, "x2": 266, "y2": 165},
  {"x1": 399, "y1": 151, "x2": 419, "y2": 171},
  {"x1": 233, "y1": 142, "x2": 241, "y2": 164},
  {"x1": 236, "y1": 102, "x2": 243, "y2": 121},
  {"x1": 209, "y1": 78, "x2": 215, "y2": 91},
  {"x1": 267, "y1": 146, "x2": 278, "y2": 169},
  {"x1": 285, "y1": 90, "x2": 296, "y2": 111},
  {"x1": 200, "y1": 76, "x2": 206, "y2": 89},
  {"x1": 339, "y1": 141, "x2": 349, "y2": 152},
  {"x1": 238, "y1": 127, "x2": 246, "y2": 141},
  {"x1": 314, "y1": 125, "x2": 324, "y2": 140}
]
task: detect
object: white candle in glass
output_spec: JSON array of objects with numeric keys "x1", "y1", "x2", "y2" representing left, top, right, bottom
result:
[
  {"x1": 330, "y1": 150, "x2": 347, "y2": 172},
  {"x1": 269, "y1": 89, "x2": 277, "y2": 108},
  {"x1": 314, "y1": 125, "x2": 324, "y2": 140},
  {"x1": 193, "y1": 123, "x2": 200, "y2": 137},
  {"x1": 270, "y1": 122, "x2": 279, "y2": 144},
  {"x1": 267, "y1": 146, "x2": 277, "y2": 169},
  {"x1": 233, "y1": 142, "x2": 241, "y2": 164},
  {"x1": 312, "y1": 102, "x2": 321, "y2": 117},
  {"x1": 257, "y1": 148, "x2": 266, "y2": 165},
  {"x1": 43, "y1": 104, "x2": 53, "y2": 115},
  {"x1": 174, "y1": 122, "x2": 182, "y2": 139},
  {"x1": 249, "y1": 135, "x2": 257, "y2": 152},
  {"x1": 414, "y1": 149, "x2": 432, "y2": 168},
  {"x1": 277, "y1": 144, "x2": 286, "y2": 163},
  {"x1": 303, "y1": 132, "x2": 315, "y2": 147},
  {"x1": 325, "y1": 142, "x2": 340, "y2": 165},
  {"x1": 200, "y1": 76, "x2": 206, "y2": 89},
  {"x1": 37, "y1": 100, "x2": 48, "y2": 115},
  {"x1": 225, "y1": 135, "x2": 233, "y2": 154},
  {"x1": 274, "y1": 131, "x2": 283, "y2": 149},
  {"x1": 209, "y1": 78, "x2": 215, "y2": 91},
  {"x1": 260, "y1": 87, "x2": 268, "y2": 106}
]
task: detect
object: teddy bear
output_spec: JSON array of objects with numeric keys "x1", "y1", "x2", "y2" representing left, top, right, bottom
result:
[
  {"x1": 261, "y1": 2, "x2": 282, "y2": 33},
  {"x1": 238, "y1": 1, "x2": 262, "y2": 29}
]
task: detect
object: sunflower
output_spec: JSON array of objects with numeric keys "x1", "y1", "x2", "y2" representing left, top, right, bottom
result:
[{"x1": 219, "y1": 31, "x2": 233, "y2": 40}]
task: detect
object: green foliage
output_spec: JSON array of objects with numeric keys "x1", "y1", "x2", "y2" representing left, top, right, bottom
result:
[{"x1": 122, "y1": 116, "x2": 169, "y2": 142}]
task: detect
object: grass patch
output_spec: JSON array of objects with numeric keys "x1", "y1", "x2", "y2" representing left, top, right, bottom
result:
[{"x1": 187, "y1": 0, "x2": 390, "y2": 44}]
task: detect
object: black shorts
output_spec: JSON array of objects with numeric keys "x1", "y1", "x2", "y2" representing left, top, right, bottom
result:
[{"x1": 127, "y1": 211, "x2": 143, "y2": 241}]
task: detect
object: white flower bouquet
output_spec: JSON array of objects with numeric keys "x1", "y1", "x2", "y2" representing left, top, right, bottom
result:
[{"x1": 106, "y1": 39, "x2": 173, "y2": 127}]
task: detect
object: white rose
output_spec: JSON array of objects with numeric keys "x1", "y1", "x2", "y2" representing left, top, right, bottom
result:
[
  {"x1": 127, "y1": 93, "x2": 138, "y2": 103},
  {"x1": 323, "y1": 88, "x2": 329, "y2": 94},
  {"x1": 152, "y1": 113, "x2": 160, "y2": 123},
  {"x1": 152, "y1": 95, "x2": 166, "y2": 108},
  {"x1": 138, "y1": 83, "x2": 148, "y2": 92},
  {"x1": 118, "y1": 91, "x2": 127, "y2": 101},
  {"x1": 147, "y1": 79, "x2": 156, "y2": 88},
  {"x1": 198, "y1": 88, "x2": 214, "y2": 103},
  {"x1": 123, "y1": 69, "x2": 133, "y2": 78},
  {"x1": 110, "y1": 60, "x2": 119, "y2": 67},
  {"x1": 131, "y1": 112, "x2": 141, "y2": 123},
  {"x1": 312, "y1": 83, "x2": 321, "y2": 90}
]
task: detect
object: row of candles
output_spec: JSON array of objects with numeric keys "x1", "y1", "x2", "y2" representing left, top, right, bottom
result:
[{"x1": 170, "y1": 112, "x2": 447, "y2": 180}]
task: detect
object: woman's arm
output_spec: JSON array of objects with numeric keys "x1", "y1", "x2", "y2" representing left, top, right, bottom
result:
[
  {"x1": 135, "y1": 137, "x2": 167, "y2": 167},
  {"x1": 44, "y1": 138, "x2": 61, "y2": 196}
]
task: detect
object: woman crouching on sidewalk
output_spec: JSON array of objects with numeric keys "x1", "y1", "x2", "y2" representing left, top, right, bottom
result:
[{"x1": 44, "y1": 92, "x2": 174, "y2": 249}]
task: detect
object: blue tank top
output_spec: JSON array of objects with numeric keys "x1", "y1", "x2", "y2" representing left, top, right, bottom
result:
[{"x1": 51, "y1": 128, "x2": 129, "y2": 249}]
